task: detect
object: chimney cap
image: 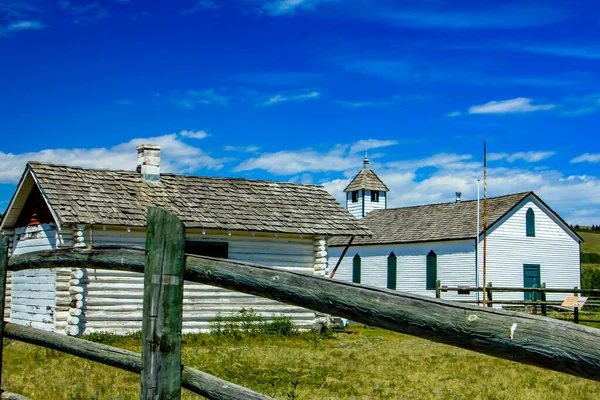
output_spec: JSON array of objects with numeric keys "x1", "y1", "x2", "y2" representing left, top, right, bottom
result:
[
  {"x1": 455, "y1": 191, "x2": 462, "y2": 203},
  {"x1": 136, "y1": 144, "x2": 161, "y2": 151}
]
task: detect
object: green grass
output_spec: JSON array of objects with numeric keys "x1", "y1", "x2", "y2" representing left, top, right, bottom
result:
[
  {"x1": 2, "y1": 326, "x2": 599, "y2": 399},
  {"x1": 579, "y1": 231, "x2": 600, "y2": 254}
]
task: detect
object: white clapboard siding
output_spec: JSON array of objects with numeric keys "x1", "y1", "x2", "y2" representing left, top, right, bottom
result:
[
  {"x1": 363, "y1": 190, "x2": 385, "y2": 216},
  {"x1": 478, "y1": 198, "x2": 580, "y2": 303},
  {"x1": 346, "y1": 191, "x2": 363, "y2": 219},
  {"x1": 329, "y1": 240, "x2": 477, "y2": 301},
  {"x1": 10, "y1": 224, "x2": 58, "y2": 331},
  {"x1": 78, "y1": 227, "x2": 318, "y2": 334}
]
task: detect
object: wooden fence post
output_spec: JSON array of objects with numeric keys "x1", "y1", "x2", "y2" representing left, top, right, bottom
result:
[
  {"x1": 141, "y1": 208, "x2": 186, "y2": 400},
  {"x1": 486, "y1": 282, "x2": 493, "y2": 307},
  {"x1": 435, "y1": 280, "x2": 441, "y2": 299},
  {"x1": 0, "y1": 235, "x2": 8, "y2": 393},
  {"x1": 529, "y1": 283, "x2": 538, "y2": 315},
  {"x1": 541, "y1": 283, "x2": 547, "y2": 316}
]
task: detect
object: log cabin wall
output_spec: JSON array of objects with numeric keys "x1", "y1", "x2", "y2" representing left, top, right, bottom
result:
[{"x1": 67, "y1": 226, "x2": 322, "y2": 335}]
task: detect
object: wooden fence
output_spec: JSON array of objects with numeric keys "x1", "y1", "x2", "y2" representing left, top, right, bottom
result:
[
  {"x1": 1, "y1": 207, "x2": 600, "y2": 399},
  {"x1": 435, "y1": 280, "x2": 600, "y2": 323}
]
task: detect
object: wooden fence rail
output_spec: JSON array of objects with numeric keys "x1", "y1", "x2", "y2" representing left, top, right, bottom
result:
[
  {"x1": 2, "y1": 322, "x2": 271, "y2": 400},
  {"x1": 435, "y1": 280, "x2": 600, "y2": 323},
  {"x1": 6, "y1": 243, "x2": 600, "y2": 383}
]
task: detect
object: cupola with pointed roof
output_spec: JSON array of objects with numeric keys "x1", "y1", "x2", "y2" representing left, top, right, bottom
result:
[{"x1": 344, "y1": 154, "x2": 389, "y2": 219}]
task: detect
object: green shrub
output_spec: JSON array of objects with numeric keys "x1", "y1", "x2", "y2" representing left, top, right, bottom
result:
[
  {"x1": 209, "y1": 308, "x2": 298, "y2": 338},
  {"x1": 581, "y1": 252, "x2": 600, "y2": 263},
  {"x1": 582, "y1": 265, "x2": 600, "y2": 290}
]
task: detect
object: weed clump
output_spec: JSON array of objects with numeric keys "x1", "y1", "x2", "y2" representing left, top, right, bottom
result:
[{"x1": 210, "y1": 308, "x2": 298, "y2": 338}]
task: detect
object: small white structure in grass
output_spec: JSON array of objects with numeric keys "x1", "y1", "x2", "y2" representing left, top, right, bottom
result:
[
  {"x1": 329, "y1": 161, "x2": 583, "y2": 305},
  {"x1": 0, "y1": 144, "x2": 370, "y2": 336}
]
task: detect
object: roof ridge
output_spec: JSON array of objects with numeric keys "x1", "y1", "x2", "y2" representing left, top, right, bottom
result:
[
  {"x1": 27, "y1": 161, "x2": 326, "y2": 188},
  {"x1": 374, "y1": 191, "x2": 532, "y2": 212}
]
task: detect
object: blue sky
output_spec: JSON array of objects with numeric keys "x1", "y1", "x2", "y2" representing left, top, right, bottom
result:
[{"x1": 1, "y1": 0, "x2": 599, "y2": 224}]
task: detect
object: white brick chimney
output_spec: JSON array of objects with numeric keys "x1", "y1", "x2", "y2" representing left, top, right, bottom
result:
[{"x1": 137, "y1": 144, "x2": 161, "y2": 182}]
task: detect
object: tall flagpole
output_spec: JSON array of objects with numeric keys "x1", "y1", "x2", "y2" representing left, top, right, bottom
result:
[
  {"x1": 482, "y1": 141, "x2": 488, "y2": 306},
  {"x1": 476, "y1": 178, "x2": 480, "y2": 303}
]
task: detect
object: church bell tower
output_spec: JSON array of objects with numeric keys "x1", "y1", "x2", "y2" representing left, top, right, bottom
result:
[{"x1": 344, "y1": 154, "x2": 389, "y2": 219}]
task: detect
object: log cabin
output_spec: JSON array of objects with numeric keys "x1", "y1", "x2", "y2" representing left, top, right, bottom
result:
[{"x1": 0, "y1": 144, "x2": 370, "y2": 335}]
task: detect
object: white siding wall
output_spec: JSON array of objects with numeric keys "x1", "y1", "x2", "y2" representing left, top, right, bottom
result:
[
  {"x1": 478, "y1": 198, "x2": 581, "y2": 303},
  {"x1": 364, "y1": 190, "x2": 386, "y2": 216},
  {"x1": 329, "y1": 240, "x2": 477, "y2": 301},
  {"x1": 10, "y1": 223, "x2": 58, "y2": 331},
  {"x1": 346, "y1": 191, "x2": 363, "y2": 219},
  {"x1": 78, "y1": 227, "x2": 317, "y2": 334}
]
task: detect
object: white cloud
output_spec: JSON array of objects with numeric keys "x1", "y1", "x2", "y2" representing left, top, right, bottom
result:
[
  {"x1": 178, "y1": 130, "x2": 209, "y2": 139},
  {"x1": 446, "y1": 111, "x2": 461, "y2": 117},
  {"x1": 349, "y1": 139, "x2": 397, "y2": 154},
  {"x1": 489, "y1": 151, "x2": 556, "y2": 163},
  {"x1": 0, "y1": 20, "x2": 44, "y2": 35},
  {"x1": 224, "y1": 145, "x2": 260, "y2": 152},
  {"x1": 234, "y1": 147, "x2": 357, "y2": 175},
  {"x1": 386, "y1": 153, "x2": 473, "y2": 171},
  {"x1": 170, "y1": 89, "x2": 229, "y2": 109},
  {"x1": 261, "y1": 0, "x2": 326, "y2": 16},
  {"x1": 182, "y1": 1, "x2": 219, "y2": 15},
  {"x1": 334, "y1": 100, "x2": 390, "y2": 108},
  {"x1": 234, "y1": 138, "x2": 398, "y2": 175},
  {"x1": 560, "y1": 93, "x2": 600, "y2": 116},
  {"x1": 0, "y1": 134, "x2": 225, "y2": 184},
  {"x1": 256, "y1": 91, "x2": 320, "y2": 107},
  {"x1": 571, "y1": 153, "x2": 600, "y2": 164},
  {"x1": 468, "y1": 98, "x2": 556, "y2": 114},
  {"x1": 59, "y1": 1, "x2": 109, "y2": 23}
]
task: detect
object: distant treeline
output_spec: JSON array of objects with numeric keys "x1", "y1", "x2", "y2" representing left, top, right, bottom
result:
[
  {"x1": 572, "y1": 225, "x2": 600, "y2": 232},
  {"x1": 582, "y1": 252, "x2": 600, "y2": 264}
]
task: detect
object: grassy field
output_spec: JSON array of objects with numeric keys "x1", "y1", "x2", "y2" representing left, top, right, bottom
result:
[
  {"x1": 2, "y1": 326, "x2": 599, "y2": 400},
  {"x1": 579, "y1": 230, "x2": 600, "y2": 254}
]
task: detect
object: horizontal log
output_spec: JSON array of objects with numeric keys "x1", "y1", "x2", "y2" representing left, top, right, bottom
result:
[
  {"x1": 3, "y1": 322, "x2": 272, "y2": 400},
  {"x1": 7, "y1": 246, "x2": 600, "y2": 382}
]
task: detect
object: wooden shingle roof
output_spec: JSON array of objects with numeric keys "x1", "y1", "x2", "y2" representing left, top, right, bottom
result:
[
  {"x1": 344, "y1": 158, "x2": 389, "y2": 193},
  {"x1": 26, "y1": 162, "x2": 370, "y2": 236},
  {"x1": 330, "y1": 192, "x2": 534, "y2": 246}
]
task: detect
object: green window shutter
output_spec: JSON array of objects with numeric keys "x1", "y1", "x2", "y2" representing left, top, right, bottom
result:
[
  {"x1": 387, "y1": 252, "x2": 397, "y2": 290},
  {"x1": 352, "y1": 254, "x2": 361, "y2": 284},
  {"x1": 426, "y1": 251, "x2": 437, "y2": 290},
  {"x1": 526, "y1": 208, "x2": 535, "y2": 237}
]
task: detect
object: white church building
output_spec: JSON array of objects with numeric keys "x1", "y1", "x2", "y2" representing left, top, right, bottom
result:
[{"x1": 328, "y1": 157, "x2": 583, "y2": 304}]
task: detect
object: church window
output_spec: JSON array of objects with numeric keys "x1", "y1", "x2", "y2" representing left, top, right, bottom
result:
[
  {"x1": 426, "y1": 250, "x2": 437, "y2": 290},
  {"x1": 526, "y1": 208, "x2": 535, "y2": 237}
]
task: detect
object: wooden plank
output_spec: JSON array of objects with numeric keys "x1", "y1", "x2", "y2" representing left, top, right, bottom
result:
[
  {"x1": 7, "y1": 246, "x2": 600, "y2": 382},
  {"x1": 0, "y1": 235, "x2": 9, "y2": 389},
  {"x1": 141, "y1": 207, "x2": 185, "y2": 400}
]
